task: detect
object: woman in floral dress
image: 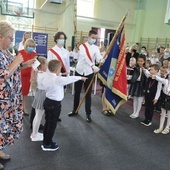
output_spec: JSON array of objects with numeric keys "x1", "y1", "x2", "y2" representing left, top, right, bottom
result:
[{"x1": 0, "y1": 20, "x2": 35, "y2": 169}]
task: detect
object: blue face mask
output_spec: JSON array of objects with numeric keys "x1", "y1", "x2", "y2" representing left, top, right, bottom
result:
[
  {"x1": 89, "y1": 38, "x2": 96, "y2": 44},
  {"x1": 164, "y1": 52, "x2": 169, "y2": 57},
  {"x1": 57, "y1": 39, "x2": 65, "y2": 45},
  {"x1": 27, "y1": 47, "x2": 34, "y2": 53}
]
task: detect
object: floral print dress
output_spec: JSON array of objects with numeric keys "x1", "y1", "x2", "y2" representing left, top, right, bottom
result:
[{"x1": 0, "y1": 50, "x2": 23, "y2": 150}]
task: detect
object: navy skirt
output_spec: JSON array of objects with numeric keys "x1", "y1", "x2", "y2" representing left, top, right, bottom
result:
[
  {"x1": 161, "y1": 93, "x2": 170, "y2": 111},
  {"x1": 129, "y1": 81, "x2": 144, "y2": 97}
]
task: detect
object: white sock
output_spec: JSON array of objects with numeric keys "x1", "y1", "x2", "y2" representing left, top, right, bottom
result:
[
  {"x1": 133, "y1": 96, "x2": 138, "y2": 115},
  {"x1": 166, "y1": 110, "x2": 170, "y2": 128},
  {"x1": 133, "y1": 97, "x2": 143, "y2": 117},
  {"x1": 32, "y1": 109, "x2": 44, "y2": 136},
  {"x1": 159, "y1": 108, "x2": 166, "y2": 129}
]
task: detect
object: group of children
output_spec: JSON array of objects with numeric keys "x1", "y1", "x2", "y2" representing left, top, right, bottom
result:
[
  {"x1": 30, "y1": 57, "x2": 87, "y2": 151},
  {"x1": 127, "y1": 53, "x2": 170, "y2": 135},
  {"x1": 30, "y1": 43, "x2": 170, "y2": 153}
]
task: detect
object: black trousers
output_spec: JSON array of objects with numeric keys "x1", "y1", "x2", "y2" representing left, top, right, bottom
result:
[
  {"x1": 43, "y1": 98, "x2": 61, "y2": 145},
  {"x1": 73, "y1": 72, "x2": 94, "y2": 115},
  {"x1": 144, "y1": 92, "x2": 155, "y2": 121}
]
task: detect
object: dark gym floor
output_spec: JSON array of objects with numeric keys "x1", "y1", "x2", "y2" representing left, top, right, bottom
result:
[{"x1": 2, "y1": 89, "x2": 170, "y2": 170}]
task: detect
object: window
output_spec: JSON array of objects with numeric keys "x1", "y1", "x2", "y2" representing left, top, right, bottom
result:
[{"x1": 77, "y1": 0, "x2": 94, "y2": 18}]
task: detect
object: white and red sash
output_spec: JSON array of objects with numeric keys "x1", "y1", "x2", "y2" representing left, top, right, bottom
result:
[
  {"x1": 82, "y1": 43, "x2": 93, "y2": 63},
  {"x1": 49, "y1": 48, "x2": 66, "y2": 72}
]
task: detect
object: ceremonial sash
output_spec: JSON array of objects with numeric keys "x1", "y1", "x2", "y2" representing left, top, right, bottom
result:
[
  {"x1": 49, "y1": 49, "x2": 66, "y2": 72},
  {"x1": 82, "y1": 44, "x2": 93, "y2": 63}
]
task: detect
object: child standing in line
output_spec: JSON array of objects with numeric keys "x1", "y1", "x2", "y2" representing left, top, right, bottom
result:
[
  {"x1": 141, "y1": 64, "x2": 162, "y2": 126},
  {"x1": 127, "y1": 57, "x2": 136, "y2": 97},
  {"x1": 30, "y1": 56, "x2": 48, "y2": 141},
  {"x1": 154, "y1": 66, "x2": 167, "y2": 112},
  {"x1": 145, "y1": 59, "x2": 151, "y2": 70},
  {"x1": 129, "y1": 54, "x2": 146, "y2": 119},
  {"x1": 153, "y1": 73, "x2": 170, "y2": 134},
  {"x1": 41, "y1": 60, "x2": 87, "y2": 151}
]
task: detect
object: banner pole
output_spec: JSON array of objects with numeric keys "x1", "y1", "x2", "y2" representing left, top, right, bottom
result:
[{"x1": 75, "y1": 11, "x2": 129, "y2": 114}]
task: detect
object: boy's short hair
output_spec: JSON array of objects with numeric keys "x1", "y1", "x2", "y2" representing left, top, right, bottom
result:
[
  {"x1": 48, "y1": 60, "x2": 61, "y2": 72},
  {"x1": 137, "y1": 54, "x2": 146, "y2": 61},
  {"x1": 141, "y1": 46, "x2": 146, "y2": 50},
  {"x1": 150, "y1": 64, "x2": 160, "y2": 71},
  {"x1": 146, "y1": 59, "x2": 151, "y2": 65},
  {"x1": 88, "y1": 30, "x2": 97, "y2": 36},
  {"x1": 161, "y1": 66, "x2": 168, "y2": 70},
  {"x1": 160, "y1": 46, "x2": 165, "y2": 49}
]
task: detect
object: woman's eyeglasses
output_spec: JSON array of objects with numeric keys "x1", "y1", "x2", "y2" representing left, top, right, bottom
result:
[{"x1": 7, "y1": 36, "x2": 14, "y2": 42}]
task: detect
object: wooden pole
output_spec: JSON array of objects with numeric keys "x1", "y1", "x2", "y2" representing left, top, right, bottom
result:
[{"x1": 75, "y1": 12, "x2": 129, "y2": 114}]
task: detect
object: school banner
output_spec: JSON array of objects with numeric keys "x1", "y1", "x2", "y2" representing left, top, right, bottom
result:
[
  {"x1": 33, "y1": 32, "x2": 48, "y2": 58},
  {"x1": 98, "y1": 25, "x2": 127, "y2": 114},
  {"x1": 15, "y1": 30, "x2": 25, "y2": 49}
]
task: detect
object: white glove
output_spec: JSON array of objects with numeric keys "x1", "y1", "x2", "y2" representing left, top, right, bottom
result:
[
  {"x1": 92, "y1": 65, "x2": 100, "y2": 73},
  {"x1": 99, "y1": 58, "x2": 105, "y2": 64}
]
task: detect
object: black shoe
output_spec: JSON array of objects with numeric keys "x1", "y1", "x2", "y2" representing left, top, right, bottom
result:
[
  {"x1": 39, "y1": 124, "x2": 44, "y2": 131},
  {"x1": 141, "y1": 119, "x2": 152, "y2": 126},
  {"x1": 58, "y1": 118, "x2": 62, "y2": 122},
  {"x1": 68, "y1": 111, "x2": 77, "y2": 117},
  {"x1": 41, "y1": 143, "x2": 59, "y2": 151},
  {"x1": 86, "y1": 115, "x2": 92, "y2": 123}
]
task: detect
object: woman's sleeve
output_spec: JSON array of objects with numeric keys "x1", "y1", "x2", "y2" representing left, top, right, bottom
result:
[{"x1": 0, "y1": 57, "x2": 9, "y2": 83}]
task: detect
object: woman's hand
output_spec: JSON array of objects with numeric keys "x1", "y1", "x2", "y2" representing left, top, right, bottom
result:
[
  {"x1": 14, "y1": 53, "x2": 24, "y2": 65},
  {"x1": 24, "y1": 59, "x2": 36, "y2": 68},
  {"x1": 81, "y1": 77, "x2": 88, "y2": 82},
  {"x1": 62, "y1": 72, "x2": 69, "y2": 76}
]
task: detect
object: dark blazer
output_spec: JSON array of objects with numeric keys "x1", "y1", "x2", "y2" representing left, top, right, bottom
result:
[{"x1": 130, "y1": 65, "x2": 146, "y2": 89}]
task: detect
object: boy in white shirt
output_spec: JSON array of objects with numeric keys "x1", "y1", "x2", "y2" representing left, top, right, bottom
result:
[{"x1": 41, "y1": 60, "x2": 87, "y2": 151}]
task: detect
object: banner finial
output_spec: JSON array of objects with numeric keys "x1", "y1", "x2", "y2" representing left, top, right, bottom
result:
[{"x1": 125, "y1": 9, "x2": 130, "y2": 16}]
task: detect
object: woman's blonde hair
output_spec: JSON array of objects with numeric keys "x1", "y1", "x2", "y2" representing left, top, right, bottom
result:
[
  {"x1": 37, "y1": 56, "x2": 47, "y2": 70},
  {"x1": 24, "y1": 38, "x2": 36, "y2": 51},
  {"x1": 22, "y1": 31, "x2": 31, "y2": 45},
  {"x1": 0, "y1": 20, "x2": 15, "y2": 37},
  {"x1": 31, "y1": 56, "x2": 47, "y2": 91}
]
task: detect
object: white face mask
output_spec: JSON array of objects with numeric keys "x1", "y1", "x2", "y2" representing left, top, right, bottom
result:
[
  {"x1": 141, "y1": 49, "x2": 146, "y2": 54},
  {"x1": 89, "y1": 38, "x2": 96, "y2": 44},
  {"x1": 57, "y1": 39, "x2": 65, "y2": 45}
]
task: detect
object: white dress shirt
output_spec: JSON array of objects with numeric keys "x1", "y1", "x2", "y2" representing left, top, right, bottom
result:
[
  {"x1": 42, "y1": 72, "x2": 82, "y2": 101},
  {"x1": 47, "y1": 45, "x2": 70, "y2": 73},
  {"x1": 155, "y1": 76, "x2": 170, "y2": 96},
  {"x1": 76, "y1": 42, "x2": 103, "y2": 76},
  {"x1": 37, "y1": 71, "x2": 47, "y2": 90}
]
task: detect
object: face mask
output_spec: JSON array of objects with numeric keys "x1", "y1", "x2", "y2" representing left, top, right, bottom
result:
[
  {"x1": 141, "y1": 49, "x2": 145, "y2": 54},
  {"x1": 164, "y1": 52, "x2": 169, "y2": 57},
  {"x1": 57, "y1": 39, "x2": 65, "y2": 45},
  {"x1": 27, "y1": 47, "x2": 34, "y2": 53},
  {"x1": 152, "y1": 54, "x2": 157, "y2": 58},
  {"x1": 89, "y1": 38, "x2": 96, "y2": 44}
]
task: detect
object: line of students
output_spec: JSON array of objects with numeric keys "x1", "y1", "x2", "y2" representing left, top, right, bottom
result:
[{"x1": 128, "y1": 54, "x2": 170, "y2": 134}]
